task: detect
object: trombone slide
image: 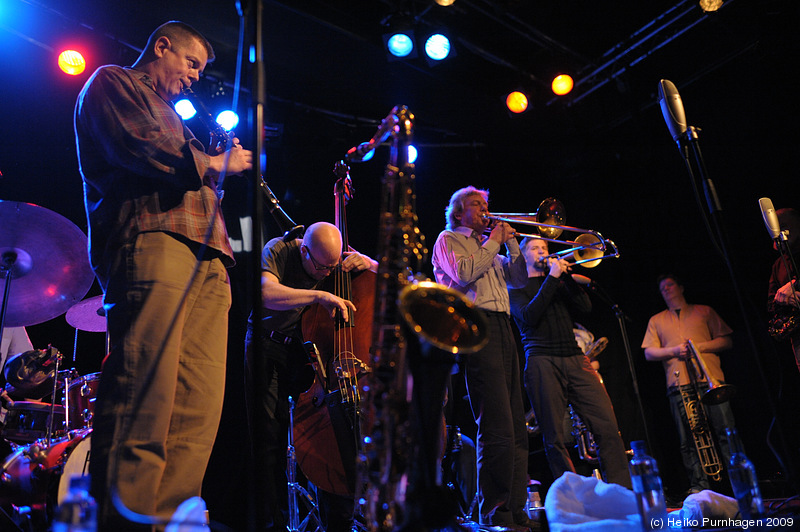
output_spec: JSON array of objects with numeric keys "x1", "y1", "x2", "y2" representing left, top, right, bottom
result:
[{"x1": 482, "y1": 202, "x2": 620, "y2": 269}]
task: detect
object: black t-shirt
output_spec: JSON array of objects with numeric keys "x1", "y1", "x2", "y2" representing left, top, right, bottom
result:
[
  {"x1": 509, "y1": 275, "x2": 590, "y2": 357},
  {"x1": 247, "y1": 237, "x2": 321, "y2": 336}
]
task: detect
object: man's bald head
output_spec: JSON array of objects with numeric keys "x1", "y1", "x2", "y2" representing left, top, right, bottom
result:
[
  {"x1": 300, "y1": 222, "x2": 342, "y2": 279},
  {"x1": 303, "y1": 222, "x2": 342, "y2": 262}
]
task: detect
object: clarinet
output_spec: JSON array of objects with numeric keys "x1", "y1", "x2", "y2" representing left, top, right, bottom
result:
[
  {"x1": 182, "y1": 87, "x2": 303, "y2": 241},
  {"x1": 180, "y1": 86, "x2": 232, "y2": 150}
]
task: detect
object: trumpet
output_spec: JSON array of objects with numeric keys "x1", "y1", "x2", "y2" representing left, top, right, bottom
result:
[{"x1": 483, "y1": 198, "x2": 620, "y2": 268}]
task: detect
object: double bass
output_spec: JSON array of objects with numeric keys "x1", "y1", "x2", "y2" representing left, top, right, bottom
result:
[{"x1": 293, "y1": 162, "x2": 375, "y2": 496}]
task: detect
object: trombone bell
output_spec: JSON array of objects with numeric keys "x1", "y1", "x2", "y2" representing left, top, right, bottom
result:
[
  {"x1": 702, "y1": 383, "x2": 736, "y2": 405},
  {"x1": 572, "y1": 233, "x2": 604, "y2": 268},
  {"x1": 536, "y1": 197, "x2": 565, "y2": 239},
  {"x1": 687, "y1": 339, "x2": 737, "y2": 405}
]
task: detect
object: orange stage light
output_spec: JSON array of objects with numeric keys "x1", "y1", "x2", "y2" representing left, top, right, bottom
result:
[
  {"x1": 551, "y1": 74, "x2": 574, "y2": 96},
  {"x1": 506, "y1": 91, "x2": 528, "y2": 114},
  {"x1": 58, "y1": 50, "x2": 86, "y2": 76}
]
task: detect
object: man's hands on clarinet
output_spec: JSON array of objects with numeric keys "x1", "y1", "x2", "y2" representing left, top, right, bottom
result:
[{"x1": 207, "y1": 135, "x2": 253, "y2": 178}]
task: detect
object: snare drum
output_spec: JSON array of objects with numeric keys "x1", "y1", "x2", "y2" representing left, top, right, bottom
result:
[
  {"x1": 2, "y1": 401, "x2": 66, "y2": 443},
  {"x1": 67, "y1": 372, "x2": 100, "y2": 429}
]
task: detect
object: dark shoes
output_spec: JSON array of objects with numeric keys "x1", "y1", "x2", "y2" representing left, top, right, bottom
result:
[
  {"x1": 480, "y1": 526, "x2": 529, "y2": 532},
  {"x1": 514, "y1": 516, "x2": 544, "y2": 532},
  {"x1": 479, "y1": 517, "x2": 543, "y2": 532},
  {"x1": 479, "y1": 524, "x2": 541, "y2": 532}
]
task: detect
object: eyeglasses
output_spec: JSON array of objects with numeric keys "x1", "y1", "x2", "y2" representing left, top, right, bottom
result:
[{"x1": 304, "y1": 246, "x2": 339, "y2": 272}]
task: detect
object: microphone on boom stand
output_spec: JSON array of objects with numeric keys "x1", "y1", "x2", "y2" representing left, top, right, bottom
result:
[{"x1": 259, "y1": 176, "x2": 304, "y2": 242}]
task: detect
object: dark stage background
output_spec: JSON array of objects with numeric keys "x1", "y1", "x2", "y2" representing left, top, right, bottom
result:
[{"x1": 2, "y1": 0, "x2": 799, "y2": 529}]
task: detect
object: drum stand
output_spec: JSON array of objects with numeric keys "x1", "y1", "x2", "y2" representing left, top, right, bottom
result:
[
  {"x1": 45, "y1": 346, "x2": 64, "y2": 447},
  {"x1": 287, "y1": 396, "x2": 322, "y2": 532},
  {"x1": 441, "y1": 425, "x2": 479, "y2": 524}
]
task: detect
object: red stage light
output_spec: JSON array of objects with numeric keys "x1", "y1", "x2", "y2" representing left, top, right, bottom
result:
[{"x1": 58, "y1": 50, "x2": 86, "y2": 75}]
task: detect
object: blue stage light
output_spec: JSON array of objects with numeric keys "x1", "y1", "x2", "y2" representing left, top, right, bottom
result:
[
  {"x1": 174, "y1": 99, "x2": 197, "y2": 120},
  {"x1": 386, "y1": 32, "x2": 414, "y2": 58},
  {"x1": 424, "y1": 33, "x2": 451, "y2": 61},
  {"x1": 216, "y1": 110, "x2": 239, "y2": 131}
]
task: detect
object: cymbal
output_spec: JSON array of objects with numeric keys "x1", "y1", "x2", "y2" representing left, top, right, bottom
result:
[
  {"x1": 66, "y1": 295, "x2": 106, "y2": 332},
  {"x1": 3, "y1": 348, "x2": 64, "y2": 398},
  {"x1": 0, "y1": 201, "x2": 95, "y2": 327}
]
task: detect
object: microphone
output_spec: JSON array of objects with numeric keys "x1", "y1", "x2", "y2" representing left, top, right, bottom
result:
[
  {"x1": 658, "y1": 79, "x2": 687, "y2": 143},
  {"x1": 759, "y1": 197, "x2": 783, "y2": 240},
  {"x1": 282, "y1": 225, "x2": 306, "y2": 242},
  {"x1": 345, "y1": 142, "x2": 375, "y2": 163},
  {"x1": 344, "y1": 109, "x2": 399, "y2": 163},
  {"x1": 259, "y1": 177, "x2": 305, "y2": 242},
  {"x1": 571, "y1": 274, "x2": 593, "y2": 286}
]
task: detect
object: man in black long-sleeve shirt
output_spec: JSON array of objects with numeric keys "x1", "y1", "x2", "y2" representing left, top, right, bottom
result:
[{"x1": 509, "y1": 237, "x2": 631, "y2": 488}]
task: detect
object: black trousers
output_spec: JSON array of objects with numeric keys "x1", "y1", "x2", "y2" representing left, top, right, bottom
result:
[
  {"x1": 244, "y1": 329, "x2": 352, "y2": 531},
  {"x1": 463, "y1": 311, "x2": 529, "y2": 526},
  {"x1": 524, "y1": 354, "x2": 632, "y2": 489}
]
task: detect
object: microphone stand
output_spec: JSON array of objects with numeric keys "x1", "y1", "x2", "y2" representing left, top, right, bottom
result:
[
  {"x1": 774, "y1": 232, "x2": 799, "y2": 287},
  {"x1": 675, "y1": 126, "x2": 800, "y2": 490},
  {"x1": 287, "y1": 396, "x2": 323, "y2": 532},
  {"x1": 584, "y1": 280, "x2": 654, "y2": 454},
  {"x1": 0, "y1": 251, "x2": 23, "y2": 349},
  {"x1": 249, "y1": 0, "x2": 266, "y2": 274},
  {"x1": 239, "y1": 0, "x2": 270, "y2": 525}
]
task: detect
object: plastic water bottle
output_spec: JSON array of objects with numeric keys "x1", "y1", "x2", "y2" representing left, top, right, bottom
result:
[
  {"x1": 526, "y1": 479, "x2": 543, "y2": 520},
  {"x1": 726, "y1": 428, "x2": 764, "y2": 519},
  {"x1": 628, "y1": 440, "x2": 667, "y2": 530},
  {"x1": 53, "y1": 475, "x2": 97, "y2": 532}
]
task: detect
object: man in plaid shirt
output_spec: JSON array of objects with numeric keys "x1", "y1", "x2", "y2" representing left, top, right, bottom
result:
[{"x1": 75, "y1": 21, "x2": 252, "y2": 530}]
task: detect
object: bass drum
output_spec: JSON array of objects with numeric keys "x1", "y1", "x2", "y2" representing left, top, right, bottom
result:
[
  {"x1": 57, "y1": 430, "x2": 92, "y2": 504},
  {"x1": 0, "y1": 428, "x2": 89, "y2": 507}
]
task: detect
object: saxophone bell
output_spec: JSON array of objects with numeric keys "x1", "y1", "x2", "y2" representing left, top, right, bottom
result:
[{"x1": 398, "y1": 281, "x2": 488, "y2": 355}]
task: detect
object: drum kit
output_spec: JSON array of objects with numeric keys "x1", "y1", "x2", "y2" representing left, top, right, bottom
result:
[{"x1": 0, "y1": 201, "x2": 103, "y2": 523}]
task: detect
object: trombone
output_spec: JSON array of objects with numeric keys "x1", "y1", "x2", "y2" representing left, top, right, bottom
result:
[
  {"x1": 686, "y1": 339, "x2": 736, "y2": 405},
  {"x1": 483, "y1": 198, "x2": 620, "y2": 268}
]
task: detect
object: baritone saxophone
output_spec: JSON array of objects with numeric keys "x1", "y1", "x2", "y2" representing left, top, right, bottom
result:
[{"x1": 356, "y1": 106, "x2": 487, "y2": 531}]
